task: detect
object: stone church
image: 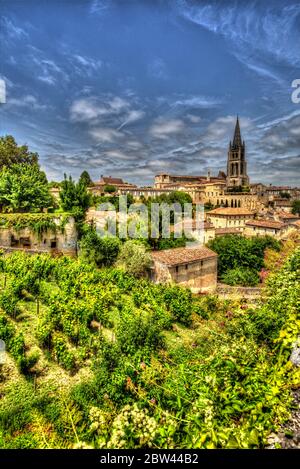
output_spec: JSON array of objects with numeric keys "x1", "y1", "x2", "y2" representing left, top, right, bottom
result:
[{"x1": 226, "y1": 116, "x2": 249, "y2": 188}]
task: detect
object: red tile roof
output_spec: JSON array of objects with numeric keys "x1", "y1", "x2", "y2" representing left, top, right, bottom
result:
[
  {"x1": 207, "y1": 208, "x2": 255, "y2": 216},
  {"x1": 151, "y1": 246, "x2": 217, "y2": 266},
  {"x1": 278, "y1": 212, "x2": 299, "y2": 220},
  {"x1": 246, "y1": 220, "x2": 285, "y2": 229},
  {"x1": 100, "y1": 177, "x2": 124, "y2": 185}
]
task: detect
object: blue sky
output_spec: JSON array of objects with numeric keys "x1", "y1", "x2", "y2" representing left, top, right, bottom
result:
[{"x1": 0, "y1": 0, "x2": 300, "y2": 185}]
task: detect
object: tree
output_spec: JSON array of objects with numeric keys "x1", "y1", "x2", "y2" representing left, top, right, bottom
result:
[
  {"x1": 207, "y1": 235, "x2": 280, "y2": 277},
  {"x1": 0, "y1": 136, "x2": 38, "y2": 169},
  {"x1": 104, "y1": 185, "x2": 116, "y2": 194},
  {"x1": 292, "y1": 200, "x2": 300, "y2": 216},
  {"x1": 279, "y1": 191, "x2": 291, "y2": 199},
  {"x1": 59, "y1": 174, "x2": 92, "y2": 223},
  {"x1": 79, "y1": 170, "x2": 93, "y2": 187},
  {"x1": 79, "y1": 227, "x2": 121, "y2": 267},
  {"x1": 221, "y1": 267, "x2": 259, "y2": 287},
  {"x1": 117, "y1": 240, "x2": 152, "y2": 277},
  {"x1": 0, "y1": 164, "x2": 53, "y2": 212}
]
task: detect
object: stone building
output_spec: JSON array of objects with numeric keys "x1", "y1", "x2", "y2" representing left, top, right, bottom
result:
[
  {"x1": 151, "y1": 246, "x2": 217, "y2": 293},
  {"x1": 244, "y1": 220, "x2": 289, "y2": 239},
  {"x1": 154, "y1": 172, "x2": 226, "y2": 189},
  {"x1": 89, "y1": 176, "x2": 137, "y2": 196},
  {"x1": 276, "y1": 212, "x2": 300, "y2": 224},
  {"x1": 206, "y1": 207, "x2": 255, "y2": 229},
  {"x1": 172, "y1": 219, "x2": 215, "y2": 244},
  {"x1": 0, "y1": 214, "x2": 77, "y2": 255}
]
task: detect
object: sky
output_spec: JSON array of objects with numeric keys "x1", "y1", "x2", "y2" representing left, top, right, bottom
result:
[{"x1": 0, "y1": 0, "x2": 300, "y2": 186}]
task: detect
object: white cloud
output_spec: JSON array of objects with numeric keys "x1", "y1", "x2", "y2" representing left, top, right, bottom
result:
[
  {"x1": 105, "y1": 150, "x2": 136, "y2": 160},
  {"x1": 2, "y1": 17, "x2": 28, "y2": 39},
  {"x1": 150, "y1": 119, "x2": 185, "y2": 139},
  {"x1": 7, "y1": 94, "x2": 47, "y2": 110},
  {"x1": 186, "y1": 114, "x2": 201, "y2": 123},
  {"x1": 89, "y1": 127, "x2": 123, "y2": 143},
  {"x1": 178, "y1": 1, "x2": 300, "y2": 84},
  {"x1": 73, "y1": 54, "x2": 102, "y2": 71},
  {"x1": 70, "y1": 96, "x2": 129, "y2": 123},
  {"x1": 90, "y1": 0, "x2": 110, "y2": 15},
  {"x1": 117, "y1": 109, "x2": 145, "y2": 130},
  {"x1": 173, "y1": 95, "x2": 222, "y2": 108},
  {"x1": 70, "y1": 98, "x2": 102, "y2": 122}
]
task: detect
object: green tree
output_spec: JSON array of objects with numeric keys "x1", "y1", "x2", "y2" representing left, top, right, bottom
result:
[
  {"x1": 279, "y1": 191, "x2": 291, "y2": 199},
  {"x1": 208, "y1": 235, "x2": 280, "y2": 277},
  {"x1": 117, "y1": 240, "x2": 152, "y2": 277},
  {"x1": 59, "y1": 174, "x2": 92, "y2": 223},
  {"x1": 292, "y1": 200, "x2": 300, "y2": 216},
  {"x1": 104, "y1": 185, "x2": 116, "y2": 193},
  {"x1": 221, "y1": 267, "x2": 259, "y2": 287},
  {"x1": 0, "y1": 164, "x2": 53, "y2": 212},
  {"x1": 79, "y1": 170, "x2": 93, "y2": 187},
  {"x1": 79, "y1": 226, "x2": 121, "y2": 267},
  {"x1": 0, "y1": 136, "x2": 38, "y2": 169}
]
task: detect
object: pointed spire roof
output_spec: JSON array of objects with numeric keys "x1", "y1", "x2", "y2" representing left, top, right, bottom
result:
[{"x1": 232, "y1": 115, "x2": 242, "y2": 147}]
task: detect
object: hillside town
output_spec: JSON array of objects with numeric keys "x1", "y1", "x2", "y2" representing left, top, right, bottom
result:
[{"x1": 1, "y1": 118, "x2": 299, "y2": 295}]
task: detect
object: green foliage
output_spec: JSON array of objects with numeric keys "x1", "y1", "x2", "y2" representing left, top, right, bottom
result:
[
  {"x1": 0, "y1": 135, "x2": 38, "y2": 169},
  {"x1": 161, "y1": 284, "x2": 193, "y2": 325},
  {"x1": 79, "y1": 226, "x2": 121, "y2": 267},
  {"x1": 221, "y1": 267, "x2": 259, "y2": 286},
  {"x1": 0, "y1": 163, "x2": 53, "y2": 212},
  {"x1": 79, "y1": 170, "x2": 93, "y2": 187},
  {"x1": 117, "y1": 240, "x2": 152, "y2": 277},
  {"x1": 52, "y1": 335, "x2": 76, "y2": 371},
  {"x1": 59, "y1": 174, "x2": 92, "y2": 226},
  {"x1": 116, "y1": 307, "x2": 165, "y2": 355},
  {"x1": 292, "y1": 200, "x2": 300, "y2": 216},
  {"x1": 204, "y1": 201, "x2": 214, "y2": 211},
  {"x1": 156, "y1": 234, "x2": 187, "y2": 250},
  {"x1": 208, "y1": 235, "x2": 281, "y2": 279},
  {"x1": 0, "y1": 213, "x2": 65, "y2": 239},
  {"x1": 0, "y1": 247, "x2": 299, "y2": 449},
  {"x1": 279, "y1": 191, "x2": 291, "y2": 199},
  {"x1": 104, "y1": 184, "x2": 117, "y2": 193}
]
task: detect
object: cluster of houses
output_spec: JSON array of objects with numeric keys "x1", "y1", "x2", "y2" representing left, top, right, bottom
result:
[{"x1": 1, "y1": 117, "x2": 299, "y2": 294}]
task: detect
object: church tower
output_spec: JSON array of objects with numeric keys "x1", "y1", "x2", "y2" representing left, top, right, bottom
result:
[{"x1": 226, "y1": 116, "x2": 249, "y2": 188}]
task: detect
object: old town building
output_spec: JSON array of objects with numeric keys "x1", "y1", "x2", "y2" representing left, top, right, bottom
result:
[
  {"x1": 226, "y1": 116, "x2": 249, "y2": 188},
  {"x1": 151, "y1": 246, "x2": 217, "y2": 293},
  {"x1": 244, "y1": 220, "x2": 290, "y2": 239},
  {"x1": 0, "y1": 215, "x2": 77, "y2": 255},
  {"x1": 206, "y1": 207, "x2": 255, "y2": 229}
]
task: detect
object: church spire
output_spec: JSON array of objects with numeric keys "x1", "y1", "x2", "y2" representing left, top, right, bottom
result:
[{"x1": 232, "y1": 115, "x2": 242, "y2": 148}]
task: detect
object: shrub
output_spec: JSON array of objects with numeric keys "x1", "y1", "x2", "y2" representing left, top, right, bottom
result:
[
  {"x1": 221, "y1": 267, "x2": 259, "y2": 287},
  {"x1": 161, "y1": 285, "x2": 192, "y2": 325},
  {"x1": 117, "y1": 240, "x2": 152, "y2": 278}
]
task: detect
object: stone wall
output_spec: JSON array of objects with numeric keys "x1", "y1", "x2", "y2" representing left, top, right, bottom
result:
[
  {"x1": 0, "y1": 216, "x2": 77, "y2": 255},
  {"x1": 152, "y1": 257, "x2": 217, "y2": 293}
]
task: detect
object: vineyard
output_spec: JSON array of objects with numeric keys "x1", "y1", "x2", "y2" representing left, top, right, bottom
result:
[{"x1": 0, "y1": 248, "x2": 299, "y2": 449}]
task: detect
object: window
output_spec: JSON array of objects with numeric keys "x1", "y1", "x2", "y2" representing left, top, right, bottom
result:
[
  {"x1": 175, "y1": 266, "x2": 179, "y2": 273},
  {"x1": 51, "y1": 240, "x2": 57, "y2": 249},
  {"x1": 185, "y1": 264, "x2": 188, "y2": 270}
]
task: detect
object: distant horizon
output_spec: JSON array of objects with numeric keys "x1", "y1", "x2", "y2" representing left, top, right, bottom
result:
[{"x1": 1, "y1": 0, "x2": 300, "y2": 186}]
